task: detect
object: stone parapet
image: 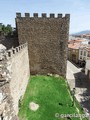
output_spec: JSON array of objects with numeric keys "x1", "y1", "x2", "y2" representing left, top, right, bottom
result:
[
  {"x1": 16, "y1": 12, "x2": 70, "y2": 19},
  {"x1": 0, "y1": 43, "x2": 30, "y2": 119}
]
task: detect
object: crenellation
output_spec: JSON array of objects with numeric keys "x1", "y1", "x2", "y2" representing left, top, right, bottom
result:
[
  {"x1": 33, "y1": 13, "x2": 38, "y2": 18},
  {"x1": 16, "y1": 13, "x2": 70, "y2": 19},
  {"x1": 19, "y1": 46, "x2": 21, "y2": 50},
  {"x1": 42, "y1": 13, "x2": 47, "y2": 18},
  {"x1": 58, "y1": 14, "x2": 62, "y2": 18},
  {"x1": 0, "y1": 43, "x2": 30, "y2": 119},
  {"x1": 5, "y1": 43, "x2": 28, "y2": 59},
  {"x1": 20, "y1": 45, "x2": 23, "y2": 49},
  {"x1": 50, "y1": 13, "x2": 55, "y2": 18},
  {"x1": 16, "y1": 13, "x2": 21, "y2": 18},
  {"x1": 25, "y1": 13, "x2": 30, "y2": 17},
  {"x1": 16, "y1": 47, "x2": 19, "y2": 52},
  {"x1": 12, "y1": 49, "x2": 16, "y2": 54},
  {"x1": 7, "y1": 50, "x2": 12, "y2": 57},
  {"x1": 22, "y1": 44, "x2": 25, "y2": 48},
  {"x1": 65, "y1": 14, "x2": 70, "y2": 19},
  {"x1": 18, "y1": 46, "x2": 21, "y2": 51}
]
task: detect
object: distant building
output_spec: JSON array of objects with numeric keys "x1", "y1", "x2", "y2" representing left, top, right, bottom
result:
[
  {"x1": 79, "y1": 45, "x2": 90, "y2": 61},
  {"x1": 69, "y1": 35, "x2": 77, "y2": 40},
  {"x1": 68, "y1": 39, "x2": 90, "y2": 66},
  {"x1": 68, "y1": 39, "x2": 84, "y2": 63},
  {"x1": 68, "y1": 42, "x2": 80, "y2": 63},
  {"x1": 82, "y1": 34, "x2": 90, "y2": 40},
  {"x1": 71, "y1": 34, "x2": 90, "y2": 44},
  {"x1": 78, "y1": 45, "x2": 90, "y2": 67}
]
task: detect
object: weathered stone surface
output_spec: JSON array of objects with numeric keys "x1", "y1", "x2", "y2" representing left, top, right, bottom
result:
[
  {"x1": 0, "y1": 44, "x2": 6, "y2": 51},
  {"x1": 9, "y1": 43, "x2": 30, "y2": 115},
  {"x1": 0, "y1": 92, "x2": 3, "y2": 104},
  {"x1": 0, "y1": 43, "x2": 30, "y2": 120},
  {"x1": 16, "y1": 13, "x2": 70, "y2": 78},
  {"x1": 0, "y1": 44, "x2": 6, "y2": 61}
]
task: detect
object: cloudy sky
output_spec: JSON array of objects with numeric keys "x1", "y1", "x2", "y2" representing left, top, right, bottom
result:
[{"x1": 0, "y1": 0, "x2": 90, "y2": 33}]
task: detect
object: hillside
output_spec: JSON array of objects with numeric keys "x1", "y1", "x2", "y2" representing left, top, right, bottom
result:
[{"x1": 72, "y1": 30, "x2": 90, "y2": 35}]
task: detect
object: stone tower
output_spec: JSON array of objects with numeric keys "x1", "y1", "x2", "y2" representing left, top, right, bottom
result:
[{"x1": 16, "y1": 13, "x2": 70, "y2": 77}]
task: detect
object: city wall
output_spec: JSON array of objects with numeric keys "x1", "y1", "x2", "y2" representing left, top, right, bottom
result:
[
  {"x1": 0, "y1": 43, "x2": 30, "y2": 119},
  {"x1": 0, "y1": 12, "x2": 70, "y2": 119}
]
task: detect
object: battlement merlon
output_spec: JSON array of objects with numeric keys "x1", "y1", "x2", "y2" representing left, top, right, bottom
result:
[
  {"x1": 25, "y1": 13, "x2": 30, "y2": 17},
  {"x1": 42, "y1": 13, "x2": 47, "y2": 18},
  {"x1": 16, "y1": 13, "x2": 21, "y2": 18},
  {"x1": 5, "y1": 43, "x2": 28, "y2": 59},
  {"x1": 50, "y1": 14, "x2": 55, "y2": 18},
  {"x1": 16, "y1": 13, "x2": 70, "y2": 19},
  {"x1": 65, "y1": 14, "x2": 70, "y2": 20}
]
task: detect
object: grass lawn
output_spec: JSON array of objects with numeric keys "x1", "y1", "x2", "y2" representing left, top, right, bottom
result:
[{"x1": 19, "y1": 75, "x2": 88, "y2": 120}]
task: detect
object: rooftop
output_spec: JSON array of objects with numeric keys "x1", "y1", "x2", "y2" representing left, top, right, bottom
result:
[{"x1": 68, "y1": 43, "x2": 80, "y2": 49}]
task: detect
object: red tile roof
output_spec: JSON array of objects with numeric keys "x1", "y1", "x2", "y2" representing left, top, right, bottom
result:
[
  {"x1": 68, "y1": 39, "x2": 90, "y2": 50},
  {"x1": 68, "y1": 39, "x2": 86, "y2": 44},
  {"x1": 68, "y1": 43, "x2": 80, "y2": 49}
]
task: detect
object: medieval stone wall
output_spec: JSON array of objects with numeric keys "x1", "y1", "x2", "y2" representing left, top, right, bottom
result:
[
  {"x1": 0, "y1": 33, "x2": 19, "y2": 50},
  {"x1": 9, "y1": 43, "x2": 30, "y2": 115},
  {"x1": 0, "y1": 43, "x2": 30, "y2": 119},
  {"x1": 16, "y1": 13, "x2": 70, "y2": 77}
]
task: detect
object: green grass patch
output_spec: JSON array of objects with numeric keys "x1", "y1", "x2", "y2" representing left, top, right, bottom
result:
[{"x1": 19, "y1": 75, "x2": 88, "y2": 120}]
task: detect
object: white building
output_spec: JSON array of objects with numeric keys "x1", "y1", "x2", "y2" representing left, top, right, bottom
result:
[
  {"x1": 79, "y1": 45, "x2": 90, "y2": 61},
  {"x1": 83, "y1": 34, "x2": 90, "y2": 40},
  {"x1": 85, "y1": 58, "x2": 90, "y2": 79}
]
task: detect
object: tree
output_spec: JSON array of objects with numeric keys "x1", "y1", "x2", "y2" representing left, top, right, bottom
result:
[
  {"x1": 6, "y1": 24, "x2": 12, "y2": 34},
  {"x1": 2, "y1": 24, "x2": 6, "y2": 32},
  {"x1": 0, "y1": 23, "x2": 3, "y2": 31},
  {"x1": 0, "y1": 23, "x2": 13, "y2": 35}
]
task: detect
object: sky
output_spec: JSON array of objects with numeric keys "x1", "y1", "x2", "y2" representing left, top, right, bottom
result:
[{"x1": 0, "y1": 0, "x2": 90, "y2": 33}]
